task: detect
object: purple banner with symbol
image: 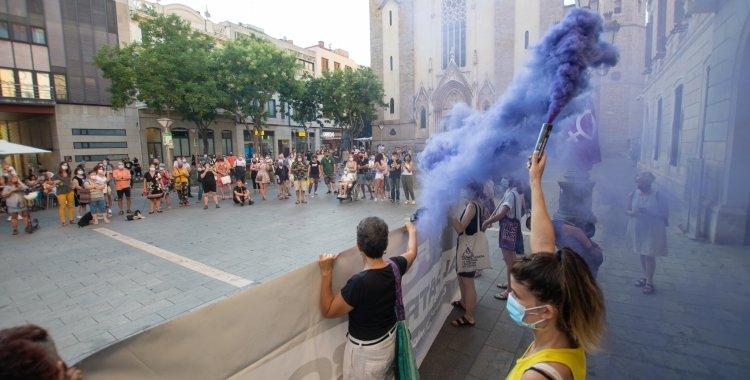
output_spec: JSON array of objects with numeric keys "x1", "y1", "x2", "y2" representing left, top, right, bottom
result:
[{"x1": 564, "y1": 105, "x2": 602, "y2": 171}]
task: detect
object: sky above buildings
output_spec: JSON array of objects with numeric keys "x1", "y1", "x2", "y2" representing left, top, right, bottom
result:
[{"x1": 161, "y1": 0, "x2": 372, "y2": 66}]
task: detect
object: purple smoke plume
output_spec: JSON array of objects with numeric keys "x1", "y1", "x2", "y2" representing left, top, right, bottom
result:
[{"x1": 416, "y1": 8, "x2": 618, "y2": 238}]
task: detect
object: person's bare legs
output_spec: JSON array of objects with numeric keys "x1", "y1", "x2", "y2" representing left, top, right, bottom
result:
[
  {"x1": 117, "y1": 197, "x2": 124, "y2": 213},
  {"x1": 212, "y1": 192, "x2": 219, "y2": 206},
  {"x1": 454, "y1": 276, "x2": 476, "y2": 324},
  {"x1": 9, "y1": 212, "x2": 18, "y2": 233},
  {"x1": 149, "y1": 199, "x2": 156, "y2": 213},
  {"x1": 125, "y1": 196, "x2": 131, "y2": 211},
  {"x1": 260, "y1": 183, "x2": 266, "y2": 200},
  {"x1": 643, "y1": 255, "x2": 656, "y2": 285},
  {"x1": 500, "y1": 248, "x2": 516, "y2": 296},
  {"x1": 164, "y1": 193, "x2": 171, "y2": 208}
]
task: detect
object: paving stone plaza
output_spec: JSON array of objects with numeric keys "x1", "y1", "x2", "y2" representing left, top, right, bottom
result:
[{"x1": 2, "y1": 152, "x2": 749, "y2": 379}]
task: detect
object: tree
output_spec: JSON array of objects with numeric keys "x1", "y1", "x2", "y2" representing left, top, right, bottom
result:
[
  {"x1": 214, "y1": 36, "x2": 299, "y2": 156},
  {"x1": 287, "y1": 73, "x2": 323, "y2": 130},
  {"x1": 94, "y1": 8, "x2": 217, "y2": 162},
  {"x1": 318, "y1": 67, "x2": 386, "y2": 148}
]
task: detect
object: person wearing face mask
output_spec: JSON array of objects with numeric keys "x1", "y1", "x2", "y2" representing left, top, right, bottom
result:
[
  {"x1": 71, "y1": 168, "x2": 87, "y2": 219},
  {"x1": 338, "y1": 167, "x2": 355, "y2": 201},
  {"x1": 172, "y1": 160, "x2": 190, "y2": 207},
  {"x1": 482, "y1": 174, "x2": 523, "y2": 300},
  {"x1": 320, "y1": 150, "x2": 336, "y2": 194},
  {"x1": 386, "y1": 152, "x2": 402, "y2": 203},
  {"x1": 307, "y1": 155, "x2": 320, "y2": 197},
  {"x1": 345, "y1": 153, "x2": 358, "y2": 198},
  {"x1": 3, "y1": 175, "x2": 30, "y2": 234},
  {"x1": 101, "y1": 159, "x2": 115, "y2": 215},
  {"x1": 215, "y1": 157, "x2": 231, "y2": 200},
  {"x1": 234, "y1": 154, "x2": 247, "y2": 185},
  {"x1": 232, "y1": 179, "x2": 253, "y2": 206},
  {"x1": 143, "y1": 164, "x2": 163, "y2": 214},
  {"x1": 291, "y1": 154, "x2": 309, "y2": 204},
  {"x1": 505, "y1": 151, "x2": 604, "y2": 380},
  {"x1": 256, "y1": 156, "x2": 270, "y2": 201},
  {"x1": 85, "y1": 170, "x2": 109, "y2": 224},
  {"x1": 401, "y1": 153, "x2": 415, "y2": 205},
  {"x1": 200, "y1": 163, "x2": 220, "y2": 209},
  {"x1": 113, "y1": 162, "x2": 133, "y2": 215},
  {"x1": 275, "y1": 154, "x2": 290, "y2": 201},
  {"x1": 51, "y1": 162, "x2": 75, "y2": 226},
  {"x1": 626, "y1": 171, "x2": 668, "y2": 295},
  {"x1": 249, "y1": 156, "x2": 259, "y2": 193}
]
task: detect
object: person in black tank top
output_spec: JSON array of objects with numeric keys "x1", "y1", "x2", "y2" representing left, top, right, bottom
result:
[
  {"x1": 308, "y1": 157, "x2": 320, "y2": 196},
  {"x1": 447, "y1": 182, "x2": 487, "y2": 328},
  {"x1": 199, "y1": 163, "x2": 220, "y2": 209},
  {"x1": 318, "y1": 217, "x2": 419, "y2": 380}
]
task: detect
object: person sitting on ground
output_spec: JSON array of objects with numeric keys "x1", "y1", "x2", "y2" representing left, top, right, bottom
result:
[
  {"x1": 318, "y1": 218, "x2": 418, "y2": 380},
  {"x1": 505, "y1": 151, "x2": 605, "y2": 380},
  {"x1": 0, "y1": 324, "x2": 83, "y2": 380},
  {"x1": 233, "y1": 179, "x2": 253, "y2": 206}
]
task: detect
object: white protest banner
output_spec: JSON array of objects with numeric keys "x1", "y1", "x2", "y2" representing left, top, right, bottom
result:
[{"x1": 78, "y1": 227, "x2": 458, "y2": 379}]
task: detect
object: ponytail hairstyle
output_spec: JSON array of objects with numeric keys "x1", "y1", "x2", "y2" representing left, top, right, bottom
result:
[{"x1": 510, "y1": 248, "x2": 605, "y2": 352}]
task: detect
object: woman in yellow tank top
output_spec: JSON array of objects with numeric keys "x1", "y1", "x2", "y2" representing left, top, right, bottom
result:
[{"x1": 506, "y1": 151, "x2": 605, "y2": 380}]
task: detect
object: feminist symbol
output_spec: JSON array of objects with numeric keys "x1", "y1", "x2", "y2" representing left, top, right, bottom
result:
[{"x1": 567, "y1": 109, "x2": 597, "y2": 143}]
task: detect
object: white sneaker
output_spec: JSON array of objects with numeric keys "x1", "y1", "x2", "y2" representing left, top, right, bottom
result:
[
  {"x1": 310, "y1": 194, "x2": 314, "y2": 198},
  {"x1": 412, "y1": 201, "x2": 416, "y2": 205},
  {"x1": 107, "y1": 208, "x2": 112, "y2": 214},
  {"x1": 6, "y1": 216, "x2": 11, "y2": 222},
  {"x1": 18, "y1": 215, "x2": 23, "y2": 220},
  {"x1": 404, "y1": 202, "x2": 410, "y2": 205},
  {"x1": 374, "y1": 198, "x2": 378, "y2": 203}
]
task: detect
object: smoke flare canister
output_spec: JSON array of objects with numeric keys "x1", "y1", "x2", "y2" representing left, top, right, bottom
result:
[{"x1": 534, "y1": 123, "x2": 553, "y2": 161}]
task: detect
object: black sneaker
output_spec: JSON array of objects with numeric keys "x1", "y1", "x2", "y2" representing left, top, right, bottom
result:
[
  {"x1": 240, "y1": 202, "x2": 244, "y2": 206},
  {"x1": 216, "y1": 204, "x2": 220, "y2": 208},
  {"x1": 249, "y1": 200, "x2": 255, "y2": 205}
]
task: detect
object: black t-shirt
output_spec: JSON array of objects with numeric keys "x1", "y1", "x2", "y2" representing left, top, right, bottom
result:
[
  {"x1": 234, "y1": 185, "x2": 247, "y2": 195},
  {"x1": 340, "y1": 256, "x2": 407, "y2": 341},
  {"x1": 309, "y1": 162, "x2": 320, "y2": 176},
  {"x1": 124, "y1": 162, "x2": 133, "y2": 170},
  {"x1": 202, "y1": 171, "x2": 216, "y2": 185},
  {"x1": 387, "y1": 159, "x2": 402, "y2": 178}
]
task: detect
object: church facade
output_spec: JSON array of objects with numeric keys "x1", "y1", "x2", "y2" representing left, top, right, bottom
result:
[{"x1": 369, "y1": 0, "x2": 645, "y2": 152}]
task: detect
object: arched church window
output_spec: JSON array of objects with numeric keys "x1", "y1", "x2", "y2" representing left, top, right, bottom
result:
[
  {"x1": 442, "y1": 0, "x2": 466, "y2": 69},
  {"x1": 389, "y1": 11, "x2": 392, "y2": 26},
  {"x1": 390, "y1": 98, "x2": 395, "y2": 114},
  {"x1": 390, "y1": 56, "x2": 393, "y2": 71},
  {"x1": 483, "y1": 101, "x2": 490, "y2": 111},
  {"x1": 420, "y1": 108, "x2": 427, "y2": 128}
]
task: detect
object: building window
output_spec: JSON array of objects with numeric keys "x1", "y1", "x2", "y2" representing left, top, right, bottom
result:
[
  {"x1": 390, "y1": 98, "x2": 395, "y2": 114},
  {"x1": 442, "y1": 0, "x2": 467, "y2": 69},
  {"x1": 73, "y1": 142, "x2": 128, "y2": 149},
  {"x1": 146, "y1": 127, "x2": 163, "y2": 163},
  {"x1": 54, "y1": 74, "x2": 67, "y2": 101},
  {"x1": 390, "y1": 56, "x2": 393, "y2": 71},
  {"x1": 563, "y1": 0, "x2": 575, "y2": 5},
  {"x1": 75, "y1": 154, "x2": 127, "y2": 162},
  {"x1": 334, "y1": 62, "x2": 341, "y2": 71},
  {"x1": 222, "y1": 130, "x2": 233, "y2": 154},
  {"x1": 267, "y1": 99, "x2": 277, "y2": 118},
  {"x1": 171, "y1": 129, "x2": 190, "y2": 158},
  {"x1": 653, "y1": 98, "x2": 663, "y2": 160},
  {"x1": 420, "y1": 108, "x2": 426, "y2": 128},
  {"x1": 36, "y1": 73, "x2": 50, "y2": 99},
  {"x1": 390, "y1": 11, "x2": 393, "y2": 26},
  {"x1": 298, "y1": 59, "x2": 314, "y2": 73},
  {"x1": 656, "y1": 0, "x2": 667, "y2": 53},
  {"x1": 614, "y1": 0, "x2": 622, "y2": 13},
  {"x1": 483, "y1": 101, "x2": 490, "y2": 111},
  {"x1": 0, "y1": 69, "x2": 16, "y2": 97},
  {"x1": 669, "y1": 85, "x2": 684, "y2": 166},
  {"x1": 27, "y1": 0, "x2": 45, "y2": 14},
  {"x1": 322, "y1": 57, "x2": 329, "y2": 72},
  {"x1": 345, "y1": 66, "x2": 352, "y2": 71},
  {"x1": 30, "y1": 27, "x2": 45, "y2": 45},
  {"x1": 72, "y1": 128, "x2": 126, "y2": 136},
  {"x1": 524, "y1": 31, "x2": 529, "y2": 49},
  {"x1": 645, "y1": 15, "x2": 653, "y2": 70},
  {"x1": 0, "y1": 21, "x2": 9, "y2": 39},
  {"x1": 12, "y1": 24, "x2": 27, "y2": 42},
  {"x1": 198, "y1": 129, "x2": 215, "y2": 155},
  {"x1": 18, "y1": 71, "x2": 34, "y2": 98}
]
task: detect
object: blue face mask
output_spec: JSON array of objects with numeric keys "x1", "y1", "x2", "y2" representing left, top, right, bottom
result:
[
  {"x1": 507, "y1": 292, "x2": 547, "y2": 330},
  {"x1": 500, "y1": 179, "x2": 510, "y2": 188}
]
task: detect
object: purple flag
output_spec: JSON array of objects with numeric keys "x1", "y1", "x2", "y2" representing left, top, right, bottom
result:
[{"x1": 565, "y1": 106, "x2": 602, "y2": 171}]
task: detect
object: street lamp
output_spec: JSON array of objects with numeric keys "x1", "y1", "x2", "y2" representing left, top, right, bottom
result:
[
  {"x1": 303, "y1": 122, "x2": 312, "y2": 154},
  {"x1": 156, "y1": 118, "x2": 174, "y2": 169}
]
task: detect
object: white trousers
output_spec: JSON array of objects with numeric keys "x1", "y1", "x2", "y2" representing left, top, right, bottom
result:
[{"x1": 343, "y1": 328, "x2": 396, "y2": 380}]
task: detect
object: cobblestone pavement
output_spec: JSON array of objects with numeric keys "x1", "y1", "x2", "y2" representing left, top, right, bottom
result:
[
  {"x1": 0, "y1": 183, "x2": 416, "y2": 364},
  {"x1": 419, "y1": 152, "x2": 750, "y2": 380}
]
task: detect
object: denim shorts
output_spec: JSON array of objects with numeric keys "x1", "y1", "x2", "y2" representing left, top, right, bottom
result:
[{"x1": 88, "y1": 199, "x2": 107, "y2": 214}]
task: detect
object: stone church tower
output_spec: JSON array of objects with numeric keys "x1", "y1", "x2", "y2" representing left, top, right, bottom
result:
[{"x1": 370, "y1": 0, "x2": 645, "y2": 152}]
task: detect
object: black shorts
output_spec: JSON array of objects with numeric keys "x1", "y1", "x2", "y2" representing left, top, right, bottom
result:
[
  {"x1": 203, "y1": 183, "x2": 217, "y2": 193},
  {"x1": 116, "y1": 188, "x2": 131, "y2": 199}
]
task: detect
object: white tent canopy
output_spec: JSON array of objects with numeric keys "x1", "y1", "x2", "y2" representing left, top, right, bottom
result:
[{"x1": 0, "y1": 140, "x2": 51, "y2": 155}]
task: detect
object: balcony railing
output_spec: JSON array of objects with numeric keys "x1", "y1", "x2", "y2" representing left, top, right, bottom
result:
[{"x1": 0, "y1": 81, "x2": 57, "y2": 105}]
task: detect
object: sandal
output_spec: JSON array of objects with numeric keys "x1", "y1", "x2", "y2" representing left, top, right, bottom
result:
[
  {"x1": 302, "y1": 200, "x2": 307, "y2": 203},
  {"x1": 157, "y1": 210, "x2": 162, "y2": 213},
  {"x1": 127, "y1": 210, "x2": 132, "y2": 214},
  {"x1": 494, "y1": 290, "x2": 510, "y2": 300},
  {"x1": 62, "y1": 222, "x2": 67, "y2": 226},
  {"x1": 451, "y1": 300, "x2": 465, "y2": 310},
  {"x1": 12, "y1": 229, "x2": 18, "y2": 235},
  {"x1": 451, "y1": 316, "x2": 475, "y2": 327},
  {"x1": 643, "y1": 284, "x2": 655, "y2": 295},
  {"x1": 497, "y1": 282, "x2": 508, "y2": 289},
  {"x1": 149, "y1": 211, "x2": 154, "y2": 214},
  {"x1": 118, "y1": 211, "x2": 124, "y2": 215},
  {"x1": 70, "y1": 220, "x2": 75, "y2": 224},
  {"x1": 295, "y1": 201, "x2": 300, "y2": 204},
  {"x1": 634, "y1": 278, "x2": 647, "y2": 287}
]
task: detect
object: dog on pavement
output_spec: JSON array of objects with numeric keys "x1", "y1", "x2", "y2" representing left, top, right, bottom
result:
[{"x1": 126, "y1": 210, "x2": 145, "y2": 221}]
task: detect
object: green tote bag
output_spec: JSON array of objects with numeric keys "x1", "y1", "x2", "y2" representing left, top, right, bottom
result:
[{"x1": 387, "y1": 259, "x2": 420, "y2": 380}]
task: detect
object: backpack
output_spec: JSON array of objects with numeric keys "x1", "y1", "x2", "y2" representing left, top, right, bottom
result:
[{"x1": 78, "y1": 212, "x2": 93, "y2": 228}]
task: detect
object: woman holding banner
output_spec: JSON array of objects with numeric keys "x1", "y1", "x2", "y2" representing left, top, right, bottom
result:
[
  {"x1": 505, "y1": 151, "x2": 605, "y2": 380},
  {"x1": 318, "y1": 217, "x2": 418, "y2": 380},
  {"x1": 482, "y1": 175, "x2": 523, "y2": 300}
]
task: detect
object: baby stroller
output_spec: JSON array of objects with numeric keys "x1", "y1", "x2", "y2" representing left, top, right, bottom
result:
[{"x1": 337, "y1": 180, "x2": 355, "y2": 203}]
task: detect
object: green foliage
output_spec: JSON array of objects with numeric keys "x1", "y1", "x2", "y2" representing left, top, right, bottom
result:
[
  {"x1": 94, "y1": 9, "x2": 216, "y2": 120},
  {"x1": 287, "y1": 74, "x2": 323, "y2": 127},
  {"x1": 317, "y1": 67, "x2": 386, "y2": 147}
]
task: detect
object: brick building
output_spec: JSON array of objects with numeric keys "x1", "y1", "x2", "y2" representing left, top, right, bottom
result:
[{"x1": 638, "y1": 0, "x2": 750, "y2": 244}]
